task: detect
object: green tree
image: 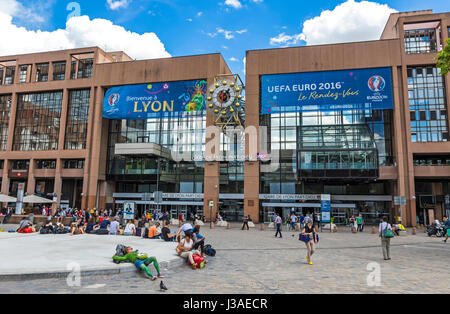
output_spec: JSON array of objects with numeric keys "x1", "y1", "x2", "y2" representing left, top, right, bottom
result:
[{"x1": 437, "y1": 38, "x2": 450, "y2": 76}]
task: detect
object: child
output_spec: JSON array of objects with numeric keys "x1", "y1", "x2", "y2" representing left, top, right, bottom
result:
[{"x1": 113, "y1": 246, "x2": 165, "y2": 280}]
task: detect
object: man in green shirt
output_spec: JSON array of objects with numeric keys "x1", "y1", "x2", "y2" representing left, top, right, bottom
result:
[
  {"x1": 356, "y1": 214, "x2": 364, "y2": 232},
  {"x1": 113, "y1": 246, "x2": 165, "y2": 280}
]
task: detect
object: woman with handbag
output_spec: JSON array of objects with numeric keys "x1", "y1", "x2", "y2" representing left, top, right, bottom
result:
[
  {"x1": 379, "y1": 216, "x2": 394, "y2": 260},
  {"x1": 300, "y1": 220, "x2": 317, "y2": 265}
]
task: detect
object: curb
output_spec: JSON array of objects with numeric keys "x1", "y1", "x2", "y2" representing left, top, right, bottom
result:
[{"x1": 0, "y1": 257, "x2": 185, "y2": 282}]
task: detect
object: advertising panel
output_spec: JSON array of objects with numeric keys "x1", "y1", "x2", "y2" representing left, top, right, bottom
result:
[
  {"x1": 261, "y1": 67, "x2": 393, "y2": 114},
  {"x1": 103, "y1": 80, "x2": 207, "y2": 119}
]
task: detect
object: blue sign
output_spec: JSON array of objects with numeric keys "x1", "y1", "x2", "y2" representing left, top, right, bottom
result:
[
  {"x1": 321, "y1": 194, "x2": 331, "y2": 223},
  {"x1": 103, "y1": 80, "x2": 207, "y2": 119},
  {"x1": 261, "y1": 67, "x2": 393, "y2": 114}
]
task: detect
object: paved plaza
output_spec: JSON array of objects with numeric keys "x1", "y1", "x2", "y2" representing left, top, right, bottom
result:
[{"x1": 0, "y1": 224, "x2": 449, "y2": 294}]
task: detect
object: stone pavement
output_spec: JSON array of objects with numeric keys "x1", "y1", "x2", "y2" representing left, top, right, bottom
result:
[
  {"x1": 0, "y1": 231, "x2": 181, "y2": 280},
  {"x1": 0, "y1": 224, "x2": 449, "y2": 294}
]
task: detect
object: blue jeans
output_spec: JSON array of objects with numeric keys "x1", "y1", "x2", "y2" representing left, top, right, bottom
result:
[{"x1": 275, "y1": 223, "x2": 282, "y2": 237}]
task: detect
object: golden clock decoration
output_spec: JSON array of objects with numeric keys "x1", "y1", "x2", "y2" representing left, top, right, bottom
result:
[{"x1": 206, "y1": 74, "x2": 245, "y2": 132}]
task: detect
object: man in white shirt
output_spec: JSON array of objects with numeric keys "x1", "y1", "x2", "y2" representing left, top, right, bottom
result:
[
  {"x1": 274, "y1": 213, "x2": 282, "y2": 238},
  {"x1": 379, "y1": 216, "x2": 393, "y2": 260}
]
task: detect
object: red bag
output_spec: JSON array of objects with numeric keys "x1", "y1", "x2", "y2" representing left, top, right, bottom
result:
[{"x1": 188, "y1": 254, "x2": 204, "y2": 265}]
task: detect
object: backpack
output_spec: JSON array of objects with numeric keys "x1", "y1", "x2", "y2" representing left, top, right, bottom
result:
[
  {"x1": 143, "y1": 227, "x2": 149, "y2": 238},
  {"x1": 203, "y1": 244, "x2": 216, "y2": 257},
  {"x1": 113, "y1": 244, "x2": 129, "y2": 264}
]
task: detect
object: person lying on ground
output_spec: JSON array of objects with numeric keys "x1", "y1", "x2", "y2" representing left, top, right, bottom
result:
[
  {"x1": 148, "y1": 222, "x2": 162, "y2": 239},
  {"x1": 192, "y1": 225, "x2": 206, "y2": 257},
  {"x1": 112, "y1": 246, "x2": 165, "y2": 281},
  {"x1": 17, "y1": 216, "x2": 32, "y2": 232},
  {"x1": 176, "y1": 233, "x2": 207, "y2": 269},
  {"x1": 161, "y1": 221, "x2": 177, "y2": 242},
  {"x1": 70, "y1": 218, "x2": 85, "y2": 235}
]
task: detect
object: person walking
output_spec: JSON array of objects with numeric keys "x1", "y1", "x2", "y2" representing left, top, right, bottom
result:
[
  {"x1": 357, "y1": 214, "x2": 364, "y2": 232},
  {"x1": 443, "y1": 216, "x2": 450, "y2": 243},
  {"x1": 274, "y1": 213, "x2": 282, "y2": 238},
  {"x1": 242, "y1": 214, "x2": 250, "y2": 230},
  {"x1": 289, "y1": 212, "x2": 297, "y2": 233},
  {"x1": 301, "y1": 220, "x2": 317, "y2": 265},
  {"x1": 379, "y1": 216, "x2": 394, "y2": 260}
]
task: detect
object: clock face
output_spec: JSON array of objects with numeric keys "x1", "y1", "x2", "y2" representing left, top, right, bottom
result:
[{"x1": 212, "y1": 85, "x2": 236, "y2": 108}]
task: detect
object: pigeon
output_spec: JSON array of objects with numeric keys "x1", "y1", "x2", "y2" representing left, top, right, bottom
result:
[{"x1": 160, "y1": 281, "x2": 168, "y2": 292}]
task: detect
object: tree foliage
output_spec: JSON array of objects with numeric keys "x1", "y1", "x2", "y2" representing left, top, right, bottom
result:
[{"x1": 437, "y1": 38, "x2": 450, "y2": 76}]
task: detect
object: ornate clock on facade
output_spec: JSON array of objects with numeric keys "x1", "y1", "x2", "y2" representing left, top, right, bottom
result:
[{"x1": 206, "y1": 74, "x2": 245, "y2": 132}]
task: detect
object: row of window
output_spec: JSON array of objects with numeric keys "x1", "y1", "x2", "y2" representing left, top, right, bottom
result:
[
  {"x1": 0, "y1": 57, "x2": 94, "y2": 85},
  {"x1": 7, "y1": 90, "x2": 91, "y2": 151},
  {"x1": 3, "y1": 159, "x2": 85, "y2": 170}
]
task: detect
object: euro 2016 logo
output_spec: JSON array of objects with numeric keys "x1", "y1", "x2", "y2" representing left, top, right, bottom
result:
[
  {"x1": 108, "y1": 93, "x2": 120, "y2": 106},
  {"x1": 368, "y1": 75, "x2": 386, "y2": 92}
]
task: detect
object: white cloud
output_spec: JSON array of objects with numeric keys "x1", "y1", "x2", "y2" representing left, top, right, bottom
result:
[
  {"x1": 0, "y1": 3, "x2": 170, "y2": 60},
  {"x1": 208, "y1": 28, "x2": 247, "y2": 40},
  {"x1": 225, "y1": 0, "x2": 242, "y2": 9},
  {"x1": 229, "y1": 57, "x2": 239, "y2": 62},
  {"x1": 107, "y1": 0, "x2": 131, "y2": 10},
  {"x1": 236, "y1": 29, "x2": 247, "y2": 34},
  {"x1": 270, "y1": 0, "x2": 397, "y2": 47}
]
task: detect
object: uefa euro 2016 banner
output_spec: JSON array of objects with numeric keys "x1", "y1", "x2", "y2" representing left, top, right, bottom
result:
[
  {"x1": 261, "y1": 67, "x2": 394, "y2": 114},
  {"x1": 103, "y1": 80, "x2": 207, "y2": 119}
]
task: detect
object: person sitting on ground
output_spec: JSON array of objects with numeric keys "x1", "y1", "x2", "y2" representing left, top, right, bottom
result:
[
  {"x1": 70, "y1": 217, "x2": 85, "y2": 235},
  {"x1": 109, "y1": 216, "x2": 121, "y2": 235},
  {"x1": 161, "y1": 220, "x2": 177, "y2": 242},
  {"x1": 124, "y1": 220, "x2": 136, "y2": 236},
  {"x1": 192, "y1": 225, "x2": 206, "y2": 256},
  {"x1": 17, "y1": 216, "x2": 35, "y2": 233},
  {"x1": 176, "y1": 221, "x2": 194, "y2": 242},
  {"x1": 176, "y1": 233, "x2": 205, "y2": 269},
  {"x1": 85, "y1": 217, "x2": 97, "y2": 234},
  {"x1": 148, "y1": 222, "x2": 162, "y2": 239},
  {"x1": 112, "y1": 246, "x2": 165, "y2": 281}
]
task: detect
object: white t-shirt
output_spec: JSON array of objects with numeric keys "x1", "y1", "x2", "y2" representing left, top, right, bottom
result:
[
  {"x1": 181, "y1": 238, "x2": 193, "y2": 250},
  {"x1": 124, "y1": 223, "x2": 136, "y2": 234}
]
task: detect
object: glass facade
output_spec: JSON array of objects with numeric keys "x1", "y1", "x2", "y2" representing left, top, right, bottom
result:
[
  {"x1": 260, "y1": 109, "x2": 392, "y2": 194},
  {"x1": 404, "y1": 28, "x2": 438, "y2": 54},
  {"x1": 407, "y1": 66, "x2": 448, "y2": 142},
  {"x1": 65, "y1": 89, "x2": 90, "y2": 150},
  {"x1": 53, "y1": 62, "x2": 66, "y2": 81},
  {"x1": 0, "y1": 95, "x2": 11, "y2": 151},
  {"x1": 107, "y1": 115, "x2": 206, "y2": 193},
  {"x1": 4, "y1": 66, "x2": 15, "y2": 85},
  {"x1": 13, "y1": 91, "x2": 63, "y2": 151},
  {"x1": 77, "y1": 58, "x2": 93, "y2": 79},
  {"x1": 35, "y1": 63, "x2": 49, "y2": 82}
]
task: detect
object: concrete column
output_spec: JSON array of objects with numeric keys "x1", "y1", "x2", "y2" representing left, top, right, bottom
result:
[
  {"x1": 244, "y1": 70, "x2": 261, "y2": 222},
  {"x1": 52, "y1": 159, "x2": 62, "y2": 213},
  {"x1": 1, "y1": 159, "x2": 10, "y2": 198},
  {"x1": 86, "y1": 87, "x2": 103, "y2": 209},
  {"x1": 6, "y1": 92, "x2": 18, "y2": 151},
  {"x1": 26, "y1": 159, "x2": 35, "y2": 195}
]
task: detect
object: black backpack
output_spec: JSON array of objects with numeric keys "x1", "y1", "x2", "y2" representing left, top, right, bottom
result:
[
  {"x1": 203, "y1": 244, "x2": 216, "y2": 257},
  {"x1": 113, "y1": 244, "x2": 129, "y2": 264},
  {"x1": 143, "y1": 227, "x2": 149, "y2": 238}
]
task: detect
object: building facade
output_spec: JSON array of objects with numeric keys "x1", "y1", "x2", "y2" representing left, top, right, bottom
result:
[{"x1": 0, "y1": 10, "x2": 449, "y2": 226}]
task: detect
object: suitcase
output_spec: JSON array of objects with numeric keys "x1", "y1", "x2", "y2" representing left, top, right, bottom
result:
[{"x1": 136, "y1": 227, "x2": 142, "y2": 237}]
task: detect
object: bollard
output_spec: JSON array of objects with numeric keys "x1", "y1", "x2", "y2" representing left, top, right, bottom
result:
[
  {"x1": 260, "y1": 223, "x2": 265, "y2": 231},
  {"x1": 412, "y1": 227, "x2": 416, "y2": 235},
  {"x1": 210, "y1": 221, "x2": 215, "y2": 229},
  {"x1": 295, "y1": 224, "x2": 300, "y2": 232},
  {"x1": 333, "y1": 225, "x2": 338, "y2": 233},
  {"x1": 227, "y1": 222, "x2": 231, "y2": 229},
  {"x1": 352, "y1": 227, "x2": 357, "y2": 233},
  {"x1": 371, "y1": 226, "x2": 377, "y2": 234}
]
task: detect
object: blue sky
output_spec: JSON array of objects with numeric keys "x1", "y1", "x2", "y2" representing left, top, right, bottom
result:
[{"x1": 1, "y1": 0, "x2": 449, "y2": 79}]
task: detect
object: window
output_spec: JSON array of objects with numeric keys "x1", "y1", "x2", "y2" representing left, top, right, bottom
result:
[
  {"x1": 70, "y1": 61, "x2": 76, "y2": 79},
  {"x1": 13, "y1": 91, "x2": 63, "y2": 151},
  {"x1": 404, "y1": 21, "x2": 442, "y2": 54},
  {"x1": 0, "y1": 95, "x2": 11, "y2": 150},
  {"x1": 11, "y1": 160, "x2": 29, "y2": 170},
  {"x1": 414, "y1": 155, "x2": 450, "y2": 166},
  {"x1": 65, "y1": 89, "x2": 90, "y2": 150},
  {"x1": 63, "y1": 159, "x2": 84, "y2": 169},
  {"x1": 408, "y1": 66, "x2": 448, "y2": 142},
  {"x1": 0, "y1": 68, "x2": 3, "y2": 85},
  {"x1": 36, "y1": 159, "x2": 56, "y2": 169},
  {"x1": 35, "y1": 63, "x2": 49, "y2": 82},
  {"x1": 4, "y1": 66, "x2": 15, "y2": 85},
  {"x1": 52, "y1": 62, "x2": 66, "y2": 80},
  {"x1": 19, "y1": 65, "x2": 30, "y2": 83},
  {"x1": 77, "y1": 58, "x2": 93, "y2": 78}
]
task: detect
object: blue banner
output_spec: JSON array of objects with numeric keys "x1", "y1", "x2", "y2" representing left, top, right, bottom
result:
[
  {"x1": 103, "y1": 80, "x2": 207, "y2": 119},
  {"x1": 261, "y1": 67, "x2": 393, "y2": 114}
]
